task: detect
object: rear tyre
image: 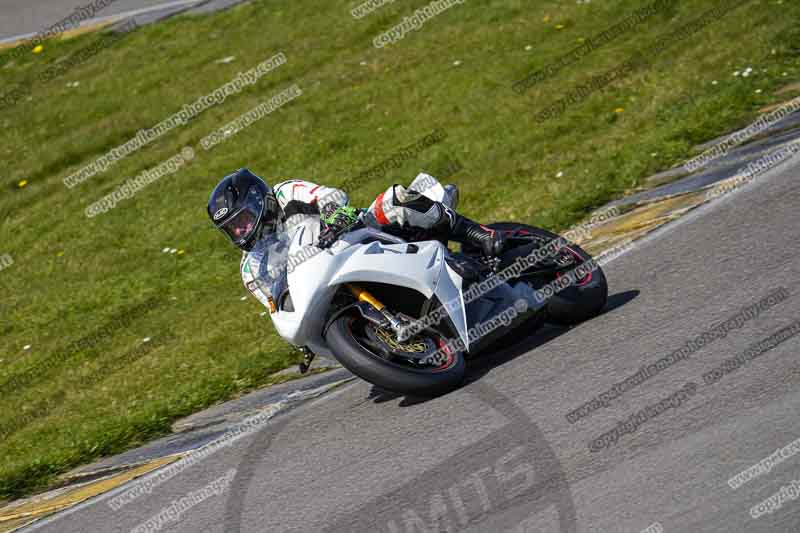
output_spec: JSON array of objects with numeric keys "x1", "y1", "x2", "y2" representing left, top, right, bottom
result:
[
  {"x1": 465, "y1": 222, "x2": 608, "y2": 325},
  {"x1": 326, "y1": 314, "x2": 466, "y2": 396}
]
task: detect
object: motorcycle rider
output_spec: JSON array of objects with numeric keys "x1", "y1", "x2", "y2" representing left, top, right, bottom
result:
[{"x1": 207, "y1": 168, "x2": 506, "y2": 309}]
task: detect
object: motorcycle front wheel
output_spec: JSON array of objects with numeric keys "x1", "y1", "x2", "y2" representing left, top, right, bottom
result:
[{"x1": 326, "y1": 314, "x2": 466, "y2": 396}]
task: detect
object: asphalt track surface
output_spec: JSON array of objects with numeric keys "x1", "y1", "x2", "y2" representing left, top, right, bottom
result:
[
  {"x1": 0, "y1": 0, "x2": 196, "y2": 41},
  {"x1": 22, "y1": 156, "x2": 800, "y2": 532}
]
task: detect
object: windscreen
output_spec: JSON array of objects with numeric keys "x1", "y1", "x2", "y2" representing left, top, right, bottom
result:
[{"x1": 257, "y1": 233, "x2": 290, "y2": 301}]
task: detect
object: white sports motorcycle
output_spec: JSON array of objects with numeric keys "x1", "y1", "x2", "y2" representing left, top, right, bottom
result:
[{"x1": 257, "y1": 179, "x2": 608, "y2": 396}]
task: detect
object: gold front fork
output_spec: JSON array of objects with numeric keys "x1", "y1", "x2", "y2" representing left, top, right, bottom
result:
[
  {"x1": 346, "y1": 284, "x2": 412, "y2": 340},
  {"x1": 346, "y1": 284, "x2": 386, "y2": 310}
]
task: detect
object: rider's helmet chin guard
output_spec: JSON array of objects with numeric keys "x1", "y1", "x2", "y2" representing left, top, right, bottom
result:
[{"x1": 207, "y1": 168, "x2": 280, "y2": 251}]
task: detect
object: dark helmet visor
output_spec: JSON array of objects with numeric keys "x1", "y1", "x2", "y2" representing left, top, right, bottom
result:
[{"x1": 217, "y1": 187, "x2": 265, "y2": 246}]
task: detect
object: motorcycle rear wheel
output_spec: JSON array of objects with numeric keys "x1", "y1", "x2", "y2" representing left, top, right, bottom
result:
[{"x1": 464, "y1": 222, "x2": 608, "y2": 325}]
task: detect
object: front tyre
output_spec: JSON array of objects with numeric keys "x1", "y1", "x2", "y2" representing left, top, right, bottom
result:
[{"x1": 326, "y1": 315, "x2": 466, "y2": 396}]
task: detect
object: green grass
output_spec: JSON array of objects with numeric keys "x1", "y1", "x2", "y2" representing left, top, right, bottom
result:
[{"x1": 0, "y1": 0, "x2": 798, "y2": 499}]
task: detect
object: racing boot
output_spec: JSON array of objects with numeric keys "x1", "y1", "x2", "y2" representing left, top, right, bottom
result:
[{"x1": 431, "y1": 205, "x2": 505, "y2": 257}]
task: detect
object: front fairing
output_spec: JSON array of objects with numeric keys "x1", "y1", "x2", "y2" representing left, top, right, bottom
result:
[{"x1": 320, "y1": 228, "x2": 472, "y2": 351}]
